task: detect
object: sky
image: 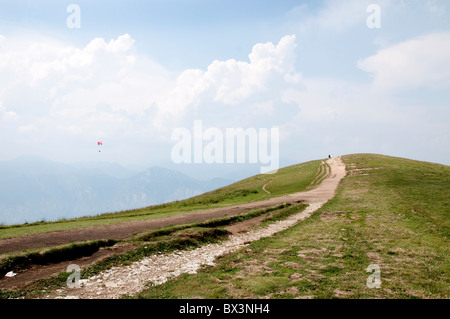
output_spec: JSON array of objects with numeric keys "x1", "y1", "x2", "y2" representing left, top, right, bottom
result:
[{"x1": 0, "y1": 0, "x2": 449, "y2": 173}]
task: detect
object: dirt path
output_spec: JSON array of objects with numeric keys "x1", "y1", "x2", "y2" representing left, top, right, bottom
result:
[
  {"x1": 45, "y1": 156, "x2": 346, "y2": 299},
  {"x1": 262, "y1": 180, "x2": 272, "y2": 194}
]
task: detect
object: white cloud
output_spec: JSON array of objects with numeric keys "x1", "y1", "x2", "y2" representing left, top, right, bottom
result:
[
  {"x1": 154, "y1": 34, "x2": 301, "y2": 130},
  {"x1": 357, "y1": 32, "x2": 450, "y2": 91},
  {"x1": 0, "y1": 33, "x2": 173, "y2": 131},
  {"x1": 0, "y1": 19, "x2": 448, "y2": 167},
  {"x1": 3, "y1": 31, "x2": 305, "y2": 162},
  {"x1": 0, "y1": 33, "x2": 177, "y2": 163}
]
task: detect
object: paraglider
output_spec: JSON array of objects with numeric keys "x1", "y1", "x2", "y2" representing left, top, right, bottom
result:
[{"x1": 98, "y1": 141, "x2": 102, "y2": 152}]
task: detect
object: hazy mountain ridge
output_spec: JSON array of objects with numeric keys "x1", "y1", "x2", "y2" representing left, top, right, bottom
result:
[{"x1": 0, "y1": 157, "x2": 232, "y2": 225}]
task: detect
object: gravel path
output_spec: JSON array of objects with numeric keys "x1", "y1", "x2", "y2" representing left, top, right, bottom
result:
[{"x1": 49, "y1": 157, "x2": 346, "y2": 299}]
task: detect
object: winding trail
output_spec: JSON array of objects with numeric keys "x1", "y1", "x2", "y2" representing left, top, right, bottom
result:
[
  {"x1": 262, "y1": 180, "x2": 272, "y2": 194},
  {"x1": 48, "y1": 156, "x2": 346, "y2": 299}
]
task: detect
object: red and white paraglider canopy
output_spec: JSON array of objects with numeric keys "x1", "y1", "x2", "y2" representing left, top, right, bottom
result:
[{"x1": 98, "y1": 141, "x2": 103, "y2": 152}]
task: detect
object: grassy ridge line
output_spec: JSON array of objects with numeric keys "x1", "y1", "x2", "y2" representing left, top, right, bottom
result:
[
  {"x1": 134, "y1": 154, "x2": 449, "y2": 299},
  {"x1": 0, "y1": 160, "x2": 321, "y2": 240}
]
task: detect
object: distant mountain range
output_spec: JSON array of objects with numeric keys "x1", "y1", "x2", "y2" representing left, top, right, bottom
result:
[{"x1": 0, "y1": 156, "x2": 232, "y2": 225}]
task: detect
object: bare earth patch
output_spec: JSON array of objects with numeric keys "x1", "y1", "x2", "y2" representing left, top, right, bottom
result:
[
  {"x1": 320, "y1": 211, "x2": 346, "y2": 221},
  {"x1": 282, "y1": 262, "x2": 304, "y2": 270},
  {"x1": 333, "y1": 288, "x2": 352, "y2": 298}
]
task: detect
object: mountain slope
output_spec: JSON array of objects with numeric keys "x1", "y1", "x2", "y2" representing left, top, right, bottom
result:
[
  {"x1": 0, "y1": 158, "x2": 324, "y2": 240},
  {"x1": 0, "y1": 157, "x2": 231, "y2": 225}
]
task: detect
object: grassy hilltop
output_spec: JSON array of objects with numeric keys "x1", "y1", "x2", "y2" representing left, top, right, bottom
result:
[
  {"x1": 136, "y1": 154, "x2": 450, "y2": 299},
  {"x1": 0, "y1": 154, "x2": 448, "y2": 299}
]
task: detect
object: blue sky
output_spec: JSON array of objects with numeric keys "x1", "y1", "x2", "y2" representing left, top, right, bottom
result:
[
  {"x1": 0, "y1": 0, "x2": 314, "y2": 70},
  {"x1": 0, "y1": 0, "x2": 449, "y2": 171}
]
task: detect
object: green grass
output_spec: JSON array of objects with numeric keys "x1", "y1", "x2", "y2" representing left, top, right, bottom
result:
[
  {"x1": 0, "y1": 160, "x2": 322, "y2": 241},
  {"x1": 135, "y1": 154, "x2": 450, "y2": 299}
]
